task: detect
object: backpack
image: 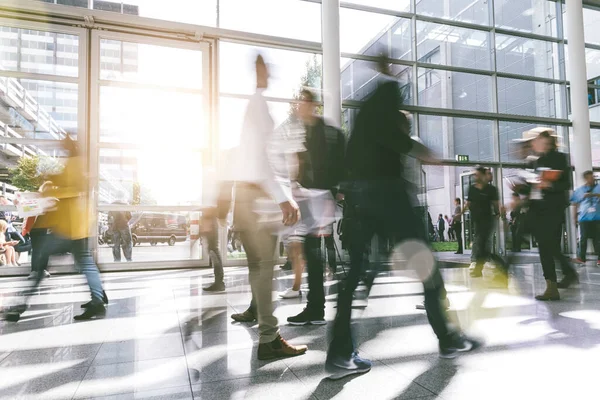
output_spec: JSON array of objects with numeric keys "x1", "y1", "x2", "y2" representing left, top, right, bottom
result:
[{"x1": 323, "y1": 124, "x2": 347, "y2": 191}]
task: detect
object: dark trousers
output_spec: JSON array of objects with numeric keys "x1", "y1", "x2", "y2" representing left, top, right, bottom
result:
[
  {"x1": 29, "y1": 228, "x2": 50, "y2": 274},
  {"x1": 324, "y1": 234, "x2": 336, "y2": 272},
  {"x1": 206, "y1": 217, "x2": 224, "y2": 283},
  {"x1": 112, "y1": 228, "x2": 132, "y2": 262},
  {"x1": 329, "y1": 180, "x2": 454, "y2": 358},
  {"x1": 305, "y1": 236, "x2": 325, "y2": 315},
  {"x1": 471, "y1": 219, "x2": 506, "y2": 273},
  {"x1": 530, "y1": 207, "x2": 576, "y2": 282},
  {"x1": 578, "y1": 221, "x2": 600, "y2": 262},
  {"x1": 454, "y1": 222, "x2": 463, "y2": 253}
]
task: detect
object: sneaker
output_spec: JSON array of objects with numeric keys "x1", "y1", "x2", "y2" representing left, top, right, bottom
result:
[
  {"x1": 287, "y1": 308, "x2": 326, "y2": 326},
  {"x1": 279, "y1": 288, "x2": 301, "y2": 299},
  {"x1": 469, "y1": 269, "x2": 483, "y2": 278},
  {"x1": 231, "y1": 308, "x2": 256, "y2": 322},
  {"x1": 280, "y1": 261, "x2": 292, "y2": 271},
  {"x1": 557, "y1": 273, "x2": 579, "y2": 289},
  {"x1": 326, "y1": 352, "x2": 372, "y2": 380},
  {"x1": 597, "y1": 260, "x2": 600, "y2": 267},
  {"x1": 468, "y1": 262, "x2": 477, "y2": 271},
  {"x1": 203, "y1": 282, "x2": 225, "y2": 292},
  {"x1": 439, "y1": 335, "x2": 482, "y2": 359},
  {"x1": 416, "y1": 298, "x2": 450, "y2": 310},
  {"x1": 27, "y1": 272, "x2": 37, "y2": 280},
  {"x1": 44, "y1": 270, "x2": 51, "y2": 278},
  {"x1": 81, "y1": 290, "x2": 109, "y2": 309},
  {"x1": 74, "y1": 303, "x2": 106, "y2": 321},
  {"x1": 574, "y1": 258, "x2": 586, "y2": 264},
  {"x1": 257, "y1": 335, "x2": 307, "y2": 360}
]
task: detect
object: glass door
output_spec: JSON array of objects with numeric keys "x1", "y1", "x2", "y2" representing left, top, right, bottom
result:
[
  {"x1": 459, "y1": 171, "x2": 475, "y2": 252},
  {"x1": 90, "y1": 30, "x2": 212, "y2": 269}
]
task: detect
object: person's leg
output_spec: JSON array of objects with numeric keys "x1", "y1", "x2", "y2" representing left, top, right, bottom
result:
[
  {"x1": 72, "y1": 238, "x2": 104, "y2": 303},
  {"x1": 207, "y1": 220, "x2": 224, "y2": 284},
  {"x1": 289, "y1": 240, "x2": 304, "y2": 291},
  {"x1": 579, "y1": 222, "x2": 590, "y2": 262},
  {"x1": 304, "y1": 235, "x2": 325, "y2": 316},
  {"x1": 6, "y1": 246, "x2": 15, "y2": 265},
  {"x1": 121, "y1": 228, "x2": 133, "y2": 262},
  {"x1": 592, "y1": 221, "x2": 600, "y2": 262},
  {"x1": 472, "y1": 220, "x2": 492, "y2": 274},
  {"x1": 325, "y1": 234, "x2": 337, "y2": 274},
  {"x1": 112, "y1": 230, "x2": 122, "y2": 262},
  {"x1": 456, "y1": 223, "x2": 463, "y2": 253}
]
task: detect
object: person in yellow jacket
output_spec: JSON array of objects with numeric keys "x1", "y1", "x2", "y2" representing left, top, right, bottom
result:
[{"x1": 6, "y1": 136, "x2": 107, "y2": 322}]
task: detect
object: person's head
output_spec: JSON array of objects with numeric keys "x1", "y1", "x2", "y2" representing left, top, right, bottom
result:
[
  {"x1": 296, "y1": 89, "x2": 317, "y2": 123},
  {"x1": 255, "y1": 54, "x2": 269, "y2": 89},
  {"x1": 531, "y1": 129, "x2": 557, "y2": 154},
  {"x1": 0, "y1": 219, "x2": 8, "y2": 233},
  {"x1": 474, "y1": 166, "x2": 488, "y2": 184},
  {"x1": 62, "y1": 134, "x2": 79, "y2": 157},
  {"x1": 438, "y1": 214, "x2": 442, "y2": 218},
  {"x1": 455, "y1": 198, "x2": 461, "y2": 206},
  {"x1": 376, "y1": 52, "x2": 391, "y2": 76},
  {"x1": 584, "y1": 170, "x2": 595, "y2": 186},
  {"x1": 485, "y1": 168, "x2": 493, "y2": 183}
]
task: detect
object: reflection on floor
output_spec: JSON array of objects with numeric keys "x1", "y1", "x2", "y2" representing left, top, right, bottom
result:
[{"x1": 1, "y1": 262, "x2": 600, "y2": 399}]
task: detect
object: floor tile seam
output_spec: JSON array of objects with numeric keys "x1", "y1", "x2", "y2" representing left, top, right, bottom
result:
[
  {"x1": 171, "y1": 288, "x2": 196, "y2": 397},
  {"x1": 71, "y1": 340, "x2": 105, "y2": 400}
]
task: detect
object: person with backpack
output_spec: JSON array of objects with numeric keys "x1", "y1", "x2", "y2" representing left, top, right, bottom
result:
[
  {"x1": 285, "y1": 89, "x2": 346, "y2": 326},
  {"x1": 572, "y1": 170, "x2": 600, "y2": 266}
]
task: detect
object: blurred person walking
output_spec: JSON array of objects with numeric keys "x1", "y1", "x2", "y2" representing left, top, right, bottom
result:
[
  {"x1": 326, "y1": 55, "x2": 480, "y2": 380},
  {"x1": 437, "y1": 214, "x2": 445, "y2": 242},
  {"x1": 22, "y1": 181, "x2": 54, "y2": 279},
  {"x1": 109, "y1": 197, "x2": 133, "y2": 262},
  {"x1": 571, "y1": 170, "x2": 600, "y2": 266},
  {"x1": 464, "y1": 166, "x2": 507, "y2": 279},
  {"x1": 526, "y1": 129, "x2": 578, "y2": 300},
  {"x1": 5, "y1": 136, "x2": 108, "y2": 322},
  {"x1": 286, "y1": 89, "x2": 345, "y2": 325},
  {"x1": 218, "y1": 55, "x2": 307, "y2": 360},
  {"x1": 452, "y1": 198, "x2": 463, "y2": 254}
]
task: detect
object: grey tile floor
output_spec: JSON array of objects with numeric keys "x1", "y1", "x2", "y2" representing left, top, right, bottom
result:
[{"x1": 1, "y1": 260, "x2": 600, "y2": 399}]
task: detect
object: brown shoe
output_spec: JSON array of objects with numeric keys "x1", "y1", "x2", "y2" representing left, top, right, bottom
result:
[
  {"x1": 231, "y1": 308, "x2": 256, "y2": 322},
  {"x1": 257, "y1": 335, "x2": 307, "y2": 360},
  {"x1": 535, "y1": 280, "x2": 560, "y2": 301}
]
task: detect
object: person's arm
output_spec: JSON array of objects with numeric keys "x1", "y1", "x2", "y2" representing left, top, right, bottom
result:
[{"x1": 22, "y1": 216, "x2": 35, "y2": 236}]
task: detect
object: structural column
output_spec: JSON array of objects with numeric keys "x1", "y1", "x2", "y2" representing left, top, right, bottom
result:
[
  {"x1": 322, "y1": 0, "x2": 341, "y2": 127},
  {"x1": 566, "y1": 0, "x2": 592, "y2": 187}
]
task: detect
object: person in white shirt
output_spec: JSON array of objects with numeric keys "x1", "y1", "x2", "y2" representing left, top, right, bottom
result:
[{"x1": 214, "y1": 54, "x2": 307, "y2": 361}]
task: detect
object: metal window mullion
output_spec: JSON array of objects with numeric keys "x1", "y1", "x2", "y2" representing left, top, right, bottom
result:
[
  {"x1": 339, "y1": 1, "x2": 413, "y2": 19},
  {"x1": 411, "y1": 12, "x2": 419, "y2": 138},
  {"x1": 490, "y1": 0, "x2": 501, "y2": 164}
]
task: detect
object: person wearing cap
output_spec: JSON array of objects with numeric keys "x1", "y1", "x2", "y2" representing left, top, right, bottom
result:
[
  {"x1": 571, "y1": 170, "x2": 600, "y2": 266},
  {"x1": 526, "y1": 129, "x2": 578, "y2": 300}
]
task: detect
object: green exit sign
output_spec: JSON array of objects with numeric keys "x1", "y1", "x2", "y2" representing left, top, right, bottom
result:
[{"x1": 456, "y1": 155, "x2": 469, "y2": 162}]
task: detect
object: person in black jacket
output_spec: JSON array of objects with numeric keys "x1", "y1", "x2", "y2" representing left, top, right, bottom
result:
[
  {"x1": 326, "y1": 55, "x2": 480, "y2": 380},
  {"x1": 286, "y1": 89, "x2": 345, "y2": 325},
  {"x1": 527, "y1": 129, "x2": 578, "y2": 301}
]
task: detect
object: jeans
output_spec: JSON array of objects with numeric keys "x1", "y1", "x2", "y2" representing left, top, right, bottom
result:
[
  {"x1": 21, "y1": 235, "x2": 104, "y2": 305},
  {"x1": 235, "y1": 184, "x2": 279, "y2": 344},
  {"x1": 29, "y1": 228, "x2": 50, "y2": 274},
  {"x1": 325, "y1": 234, "x2": 336, "y2": 272},
  {"x1": 578, "y1": 221, "x2": 600, "y2": 262},
  {"x1": 206, "y1": 217, "x2": 224, "y2": 283},
  {"x1": 112, "y1": 228, "x2": 133, "y2": 262},
  {"x1": 329, "y1": 180, "x2": 454, "y2": 358}
]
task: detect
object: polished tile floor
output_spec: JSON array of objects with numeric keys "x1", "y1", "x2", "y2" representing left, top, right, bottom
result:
[{"x1": 1, "y1": 259, "x2": 600, "y2": 399}]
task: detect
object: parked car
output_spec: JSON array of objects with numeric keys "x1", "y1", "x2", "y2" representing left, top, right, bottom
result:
[{"x1": 129, "y1": 212, "x2": 188, "y2": 246}]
